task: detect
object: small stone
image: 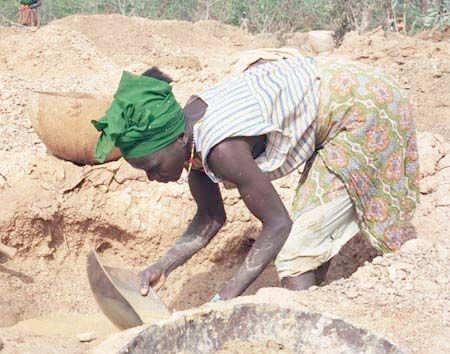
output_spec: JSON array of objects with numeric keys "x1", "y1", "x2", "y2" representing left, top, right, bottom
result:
[
  {"x1": 440, "y1": 142, "x2": 450, "y2": 155},
  {"x1": 266, "y1": 340, "x2": 284, "y2": 350},
  {"x1": 436, "y1": 244, "x2": 449, "y2": 261},
  {"x1": 404, "y1": 282, "x2": 414, "y2": 291},
  {"x1": 372, "y1": 256, "x2": 384, "y2": 265},
  {"x1": 435, "y1": 275, "x2": 448, "y2": 285},
  {"x1": 371, "y1": 309, "x2": 383, "y2": 319},
  {"x1": 81, "y1": 53, "x2": 90, "y2": 60},
  {"x1": 37, "y1": 241, "x2": 55, "y2": 257},
  {"x1": 443, "y1": 308, "x2": 450, "y2": 323},
  {"x1": 438, "y1": 155, "x2": 450, "y2": 171},
  {"x1": 0, "y1": 337, "x2": 3, "y2": 350},
  {"x1": 418, "y1": 133, "x2": 442, "y2": 176},
  {"x1": 421, "y1": 280, "x2": 437, "y2": 292},
  {"x1": 160, "y1": 198, "x2": 170, "y2": 207},
  {"x1": 416, "y1": 194, "x2": 436, "y2": 216},
  {"x1": 388, "y1": 266, "x2": 397, "y2": 282},
  {"x1": 396, "y1": 270, "x2": 407, "y2": 280},
  {"x1": 401, "y1": 239, "x2": 433, "y2": 253},
  {"x1": 345, "y1": 289, "x2": 359, "y2": 299},
  {"x1": 436, "y1": 167, "x2": 450, "y2": 182},
  {"x1": 419, "y1": 176, "x2": 438, "y2": 194},
  {"x1": 395, "y1": 262, "x2": 412, "y2": 271},
  {"x1": 76, "y1": 332, "x2": 97, "y2": 343},
  {"x1": 130, "y1": 218, "x2": 141, "y2": 231},
  {"x1": 434, "y1": 134, "x2": 445, "y2": 143},
  {"x1": 359, "y1": 280, "x2": 374, "y2": 290},
  {"x1": 377, "y1": 298, "x2": 388, "y2": 306},
  {"x1": 435, "y1": 184, "x2": 450, "y2": 206},
  {"x1": 420, "y1": 158, "x2": 438, "y2": 177}
]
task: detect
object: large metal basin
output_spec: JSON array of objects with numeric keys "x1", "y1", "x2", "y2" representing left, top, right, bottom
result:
[{"x1": 118, "y1": 302, "x2": 403, "y2": 353}]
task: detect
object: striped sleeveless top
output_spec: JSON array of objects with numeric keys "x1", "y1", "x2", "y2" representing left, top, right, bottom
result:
[{"x1": 193, "y1": 56, "x2": 321, "y2": 183}]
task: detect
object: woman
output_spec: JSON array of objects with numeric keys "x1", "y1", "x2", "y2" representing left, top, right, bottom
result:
[
  {"x1": 17, "y1": 0, "x2": 41, "y2": 27},
  {"x1": 93, "y1": 55, "x2": 419, "y2": 301}
]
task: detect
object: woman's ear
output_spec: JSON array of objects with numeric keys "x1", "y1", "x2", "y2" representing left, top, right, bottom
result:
[{"x1": 177, "y1": 133, "x2": 188, "y2": 146}]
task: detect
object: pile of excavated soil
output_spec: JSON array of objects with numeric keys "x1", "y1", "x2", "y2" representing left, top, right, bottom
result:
[
  {"x1": 0, "y1": 25, "x2": 119, "y2": 81},
  {"x1": 0, "y1": 14, "x2": 449, "y2": 354},
  {"x1": 298, "y1": 239, "x2": 450, "y2": 353},
  {"x1": 51, "y1": 15, "x2": 258, "y2": 66},
  {"x1": 415, "y1": 25, "x2": 450, "y2": 42}
]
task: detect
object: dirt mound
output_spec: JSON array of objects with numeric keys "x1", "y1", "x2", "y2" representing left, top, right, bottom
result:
[
  {"x1": 53, "y1": 15, "x2": 251, "y2": 60},
  {"x1": 336, "y1": 30, "x2": 450, "y2": 139},
  {"x1": 0, "y1": 24, "x2": 119, "y2": 80},
  {"x1": 415, "y1": 25, "x2": 450, "y2": 42},
  {"x1": 293, "y1": 235, "x2": 449, "y2": 353},
  {"x1": 51, "y1": 15, "x2": 275, "y2": 76}
]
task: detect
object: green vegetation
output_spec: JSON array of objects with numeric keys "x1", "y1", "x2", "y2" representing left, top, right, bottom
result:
[{"x1": 1, "y1": 0, "x2": 448, "y2": 35}]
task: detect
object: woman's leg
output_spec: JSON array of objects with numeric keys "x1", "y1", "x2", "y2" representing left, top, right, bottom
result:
[
  {"x1": 315, "y1": 259, "x2": 332, "y2": 284},
  {"x1": 281, "y1": 259, "x2": 331, "y2": 291},
  {"x1": 275, "y1": 156, "x2": 360, "y2": 290},
  {"x1": 276, "y1": 195, "x2": 358, "y2": 290},
  {"x1": 281, "y1": 270, "x2": 316, "y2": 291}
]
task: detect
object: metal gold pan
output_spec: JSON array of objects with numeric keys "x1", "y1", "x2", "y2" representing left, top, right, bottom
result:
[{"x1": 87, "y1": 251, "x2": 171, "y2": 330}]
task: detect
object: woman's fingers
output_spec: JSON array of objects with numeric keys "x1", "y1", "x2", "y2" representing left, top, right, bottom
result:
[
  {"x1": 140, "y1": 270, "x2": 152, "y2": 296},
  {"x1": 152, "y1": 273, "x2": 166, "y2": 292},
  {"x1": 139, "y1": 267, "x2": 166, "y2": 295}
]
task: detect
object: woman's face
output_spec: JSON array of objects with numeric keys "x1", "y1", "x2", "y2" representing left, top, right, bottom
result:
[{"x1": 126, "y1": 140, "x2": 186, "y2": 183}]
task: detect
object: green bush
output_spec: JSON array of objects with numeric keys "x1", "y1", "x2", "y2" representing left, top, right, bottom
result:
[{"x1": 1, "y1": 0, "x2": 448, "y2": 36}]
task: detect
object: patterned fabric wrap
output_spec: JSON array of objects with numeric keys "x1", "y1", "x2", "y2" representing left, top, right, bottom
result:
[{"x1": 292, "y1": 59, "x2": 420, "y2": 253}]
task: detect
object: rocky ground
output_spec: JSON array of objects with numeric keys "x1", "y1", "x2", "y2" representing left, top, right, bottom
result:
[{"x1": 0, "y1": 14, "x2": 449, "y2": 354}]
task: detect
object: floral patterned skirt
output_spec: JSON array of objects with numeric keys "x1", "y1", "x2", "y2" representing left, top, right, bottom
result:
[{"x1": 291, "y1": 59, "x2": 420, "y2": 253}]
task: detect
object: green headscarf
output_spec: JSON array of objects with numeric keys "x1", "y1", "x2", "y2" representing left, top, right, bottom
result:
[{"x1": 92, "y1": 71, "x2": 185, "y2": 163}]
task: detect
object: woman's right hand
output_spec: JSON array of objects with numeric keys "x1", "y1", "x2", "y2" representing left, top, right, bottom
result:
[{"x1": 139, "y1": 263, "x2": 167, "y2": 296}]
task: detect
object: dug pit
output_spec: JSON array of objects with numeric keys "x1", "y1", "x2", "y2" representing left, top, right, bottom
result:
[{"x1": 0, "y1": 154, "x2": 378, "y2": 353}]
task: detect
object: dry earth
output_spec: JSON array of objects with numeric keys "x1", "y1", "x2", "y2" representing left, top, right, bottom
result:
[{"x1": 0, "y1": 15, "x2": 449, "y2": 354}]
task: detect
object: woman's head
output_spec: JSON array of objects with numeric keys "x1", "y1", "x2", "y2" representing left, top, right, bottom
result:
[
  {"x1": 126, "y1": 134, "x2": 187, "y2": 183},
  {"x1": 125, "y1": 67, "x2": 187, "y2": 183},
  {"x1": 92, "y1": 67, "x2": 187, "y2": 182}
]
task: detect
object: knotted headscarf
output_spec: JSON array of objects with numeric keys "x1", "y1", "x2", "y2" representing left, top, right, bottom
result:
[{"x1": 92, "y1": 71, "x2": 185, "y2": 163}]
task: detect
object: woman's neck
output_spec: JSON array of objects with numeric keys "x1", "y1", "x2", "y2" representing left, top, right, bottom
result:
[
  {"x1": 183, "y1": 96, "x2": 208, "y2": 161},
  {"x1": 184, "y1": 119, "x2": 196, "y2": 162}
]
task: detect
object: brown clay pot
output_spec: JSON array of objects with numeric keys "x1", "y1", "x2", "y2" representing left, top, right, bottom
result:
[{"x1": 29, "y1": 91, "x2": 121, "y2": 165}]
